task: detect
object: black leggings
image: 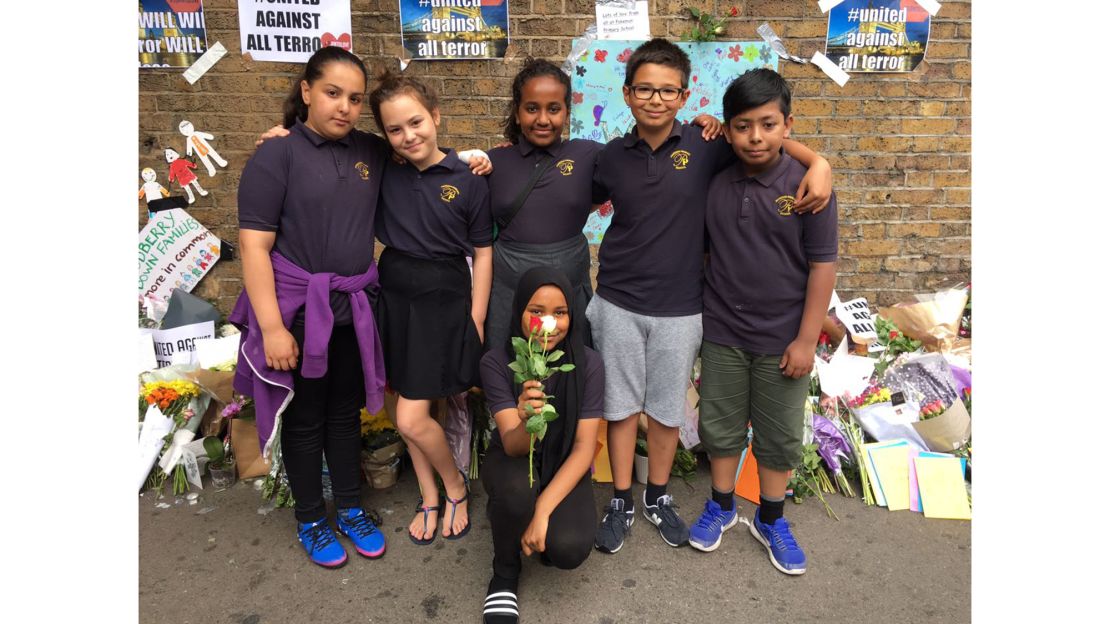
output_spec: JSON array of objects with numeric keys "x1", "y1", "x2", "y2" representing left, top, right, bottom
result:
[
  {"x1": 481, "y1": 445, "x2": 596, "y2": 580},
  {"x1": 282, "y1": 324, "x2": 364, "y2": 523}
]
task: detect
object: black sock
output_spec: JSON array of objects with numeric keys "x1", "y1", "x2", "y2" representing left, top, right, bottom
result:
[
  {"x1": 484, "y1": 574, "x2": 519, "y2": 623},
  {"x1": 758, "y1": 496, "x2": 785, "y2": 524},
  {"x1": 613, "y1": 487, "x2": 633, "y2": 511},
  {"x1": 646, "y1": 481, "x2": 667, "y2": 505},
  {"x1": 712, "y1": 487, "x2": 734, "y2": 511}
]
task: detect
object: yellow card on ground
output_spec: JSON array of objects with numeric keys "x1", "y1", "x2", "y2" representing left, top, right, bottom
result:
[
  {"x1": 869, "y1": 444, "x2": 911, "y2": 511},
  {"x1": 915, "y1": 456, "x2": 971, "y2": 520}
]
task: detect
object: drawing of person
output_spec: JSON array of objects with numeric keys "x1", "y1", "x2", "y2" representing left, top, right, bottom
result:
[
  {"x1": 179, "y1": 120, "x2": 228, "y2": 177},
  {"x1": 165, "y1": 148, "x2": 209, "y2": 203}
]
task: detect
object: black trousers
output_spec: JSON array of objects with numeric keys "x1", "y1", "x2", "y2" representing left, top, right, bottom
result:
[
  {"x1": 282, "y1": 324, "x2": 364, "y2": 523},
  {"x1": 481, "y1": 445, "x2": 596, "y2": 580}
]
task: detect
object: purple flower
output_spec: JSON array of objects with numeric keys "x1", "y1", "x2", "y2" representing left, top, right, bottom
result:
[
  {"x1": 221, "y1": 401, "x2": 243, "y2": 419},
  {"x1": 812, "y1": 414, "x2": 853, "y2": 472}
]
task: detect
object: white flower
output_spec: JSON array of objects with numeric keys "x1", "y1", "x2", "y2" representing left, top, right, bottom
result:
[{"x1": 540, "y1": 315, "x2": 557, "y2": 333}]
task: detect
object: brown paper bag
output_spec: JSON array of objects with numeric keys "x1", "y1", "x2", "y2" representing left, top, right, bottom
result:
[
  {"x1": 878, "y1": 288, "x2": 968, "y2": 353},
  {"x1": 911, "y1": 400, "x2": 971, "y2": 452},
  {"x1": 185, "y1": 369, "x2": 236, "y2": 405},
  {"x1": 231, "y1": 418, "x2": 271, "y2": 479}
]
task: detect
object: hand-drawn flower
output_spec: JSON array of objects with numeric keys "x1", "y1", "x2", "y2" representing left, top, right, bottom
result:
[
  {"x1": 575, "y1": 65, "x2": 586, "y2": 77},
  {"x1": 743, "y1": 45, "x2": 759, "y2": 62},
  {"x1": 594, "y1": 49, "x2": 608, "y2": 63},
  {"x1": 571, "y1": 118, "x2": 583, "y2": 133},
  {"x1": 727, "y1": 45, "x2": 742, "y2": 62},
  {"x1": 572, "y1": 91, "x2": 584, "y2": 104},
  {"x1": 617, "y1": 48, "x2": 633, "y2": 63},
  {"x1": 759, "y1": 44, "x2": 771, "y2": 63}
]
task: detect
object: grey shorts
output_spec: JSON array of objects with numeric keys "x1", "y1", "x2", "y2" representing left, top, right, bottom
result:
[{"x1": 584, "y1": 294, "x2": 701, "y2": 427}]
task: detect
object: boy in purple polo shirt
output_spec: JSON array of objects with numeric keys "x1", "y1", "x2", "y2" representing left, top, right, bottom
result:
[
  {"x1": 688, "y1": 69, "x2": 837, "y2": 575},
  {"x1": 589, "y1": 38, "x2": 833, "y2": 556}
]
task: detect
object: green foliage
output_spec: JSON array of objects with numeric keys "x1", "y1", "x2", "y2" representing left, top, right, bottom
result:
[{"x1": 683, "y1": 7, "x2": 728, "y2": 42}]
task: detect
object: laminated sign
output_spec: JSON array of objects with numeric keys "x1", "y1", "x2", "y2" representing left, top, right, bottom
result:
[
  {"x1": 238, "y1": 0, "x2": 353, "y2": 63},
  {"x1": 138, "y1": 208, "x2": 221, "y2": 302}
]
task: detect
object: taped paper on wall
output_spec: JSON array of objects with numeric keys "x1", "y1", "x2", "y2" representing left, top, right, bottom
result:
[
  {"x1": 183, "y1": 41, "x2": 227, "y2": 84},
  {"x1": 811, "y1": 51, "x2": 850, "y2": 86}
]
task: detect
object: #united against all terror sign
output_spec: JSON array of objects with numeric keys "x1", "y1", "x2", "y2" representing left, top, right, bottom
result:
[{"x1": 238, "y1": 0, "x2": 353, "y2": 63}]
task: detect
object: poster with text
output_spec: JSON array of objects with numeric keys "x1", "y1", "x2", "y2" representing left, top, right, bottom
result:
[
  {"x1": 238, "y1": 0, "x2": 352, "y2": 63},
  {"x1": 400, "y1": 0, "x2": 509, "y2": 60},
  {"x1": 569, "y1": 40, "x2": 777, "y2": 243},
  {"x1": 825, "y1": 0, "x2": 931, "y2": 73},
  {"x1": 139, "y1": 1, "x2": 208, "y2": 68},
  {"x1": 138, "y1": 208, "x2": 222, "y2": 302}
]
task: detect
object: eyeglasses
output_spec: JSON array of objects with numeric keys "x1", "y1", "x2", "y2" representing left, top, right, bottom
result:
[{"x1": 628, "y1": 85, "x2": 684, "y2": 101}]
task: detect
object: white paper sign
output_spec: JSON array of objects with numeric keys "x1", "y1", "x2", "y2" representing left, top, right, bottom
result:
[
  {"x1": 595, "y1": 1, "x2": 650, "y2": 40},
  {"x1": 139, "y1": 329, "x2": 157, "y2": 373},
  {"x1": 835, "y1": 297, "x2": 878, "y2": 342},
  {"x1": 814, "y1": 337, "x2": 876, "y2": 399},
  {"x1": 138, "y1": 208, "x2": 221, "y2": 302},
  {"x1": 152, "y1": 321, "x2": 215, "y2": 368},
  {"x1": 237, "y1": 0, "x2": 352, "y2": 63}
]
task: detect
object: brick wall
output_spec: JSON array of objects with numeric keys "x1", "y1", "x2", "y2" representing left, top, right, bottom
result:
[{"x1": 138, "y1": 0, "x2": 971, "y2": 314}]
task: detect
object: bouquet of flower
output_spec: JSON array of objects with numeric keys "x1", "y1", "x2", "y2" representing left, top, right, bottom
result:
[
  {"x1": 844, "y1": 382, "x2": 891, "y2": 410},
  {"x1": 919, "y1": 399, "x2": 946, "y2": 421},
  {"x1": 507, "y1": 315, "x2": 576, "y2": 487},
  {"x1": 139, "y1": 378, "x2": 208, "y2": 495}
]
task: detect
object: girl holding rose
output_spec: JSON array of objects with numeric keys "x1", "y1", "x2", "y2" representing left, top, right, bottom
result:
[{"x1": 477, "y1": 267, "x2": 605, "y2": 624}]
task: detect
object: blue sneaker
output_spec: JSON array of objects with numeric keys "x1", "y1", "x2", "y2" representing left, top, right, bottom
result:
[
  {"x1": 749, "y1": 510, "x2": 807, "y2": 575},
  {"x1": 297, "y1": 519, "x2": 348, "y2": 568},
  {"x1": 688, "y1": 499, "x2": 739, "y2": 552},
  {"x1": 336, "y1": 507, "x2": 386, "y2": 559}
]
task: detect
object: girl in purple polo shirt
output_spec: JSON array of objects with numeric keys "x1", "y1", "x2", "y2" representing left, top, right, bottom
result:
[
  {"x1": 234, "y1": 47, "x2": 389, "y2": 569},
  {"x1": 368, "y1": 71, "x2": 493, "y2": 546}
]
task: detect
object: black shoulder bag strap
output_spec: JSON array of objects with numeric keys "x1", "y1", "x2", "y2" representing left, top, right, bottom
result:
[{"x1": 495, "y1": 152, "x2": 556, "y2": 236}]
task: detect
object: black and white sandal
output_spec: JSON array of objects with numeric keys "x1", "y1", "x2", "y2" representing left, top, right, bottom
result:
[{"x1": 482, "y1": 589, "x2": 519, "y2": 623}]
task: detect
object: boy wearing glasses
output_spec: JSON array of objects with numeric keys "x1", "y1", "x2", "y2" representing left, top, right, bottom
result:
[{"x1": 588, "y1": 38, "x2": 832, "y2": 556}]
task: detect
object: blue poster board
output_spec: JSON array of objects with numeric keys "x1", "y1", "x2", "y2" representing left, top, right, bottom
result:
[{"x1": 570, "y1": 40, "x2": 778, "y2": 243}]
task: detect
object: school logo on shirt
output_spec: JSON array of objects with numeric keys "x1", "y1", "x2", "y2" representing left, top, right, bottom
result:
[
  {"x1": 556, "y1": 159, "x2": 575, "y2": 176},
  {"x1": 670, "y1": 150, "x2": 691, "y2": 170},
  {"x1": 354, "y1": 161, "x2": 370, "y2": 180},
  {"x1": 440, "y1": 184, "x2": 460, "y2": 203},
  {"x1": 775, "y1": 195, "x2": 796, "y2": 216}
]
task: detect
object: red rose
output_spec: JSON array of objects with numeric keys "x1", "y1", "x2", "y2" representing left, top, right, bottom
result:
[
  {"x1": 529, "y1": 316, "x2": 542, "y2": 334},
  {"x1": 889, "y1": 330, "x2": 898, "y2": 339},
  {"x1": 729, "y1": 6, "x2": 739, "y2": 17}
]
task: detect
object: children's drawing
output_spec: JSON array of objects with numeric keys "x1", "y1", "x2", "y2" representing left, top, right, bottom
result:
[
  {"x1": 165, "y1": 148, "x2": 209, "y2": 204},
  {"x1": 178, "y1": 120, "x2": 228, "y2": 177},
  {"x1": 570, "y1": 40, "x2": 778, "y2": 243},
  {"x1": 138, "y1": 168, "x2": 170, "y2": 205}
]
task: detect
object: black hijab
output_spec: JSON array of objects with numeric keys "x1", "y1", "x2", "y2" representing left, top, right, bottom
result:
[{"x1": 506, "y1": 267, "x2": 587, "y2": 490}]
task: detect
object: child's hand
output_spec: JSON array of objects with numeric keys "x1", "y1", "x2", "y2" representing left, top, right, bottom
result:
[
  {"x1": 794, "y1": 158, "x2": 832, "y2": 214},
  {"x1": 691, "y1": 114, "x2": 723, "y2": 141},
  {"x1": 458, "y1": 149, "x2": 493, "y2": 176},
  {"x1": 517, "y1": 380, "x2": 546, "y2": 422},
  {"x1": 779, "y1": 339, "x2": 816, "y2": 379},
  {"x1": 262, "y1": 326, "x2": 299, "y2": 371},
  {"x1": 255, "y1": 125, "x2": 290, "y2": 147},
  {"x1": 521, "y1": 512, "x2": 550, "y2": 555}
]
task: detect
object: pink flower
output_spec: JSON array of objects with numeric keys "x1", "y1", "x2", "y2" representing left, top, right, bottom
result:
[{"x1": 727, "y1": 45, "x2": 742, "y2": 62}]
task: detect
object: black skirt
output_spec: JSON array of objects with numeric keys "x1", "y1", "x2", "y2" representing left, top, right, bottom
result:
[{"x1": 375, "y1": 247, "x2": 482, "y2": 399}]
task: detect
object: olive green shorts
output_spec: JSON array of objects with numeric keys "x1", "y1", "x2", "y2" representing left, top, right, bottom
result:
[{"x1": 696, "y1": 340, "x2": 809, "y2": 471}]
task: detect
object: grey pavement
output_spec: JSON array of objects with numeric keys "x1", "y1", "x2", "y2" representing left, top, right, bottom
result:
[{"x1": 139, "y1": 463, "x2": 970, "y2": 623}]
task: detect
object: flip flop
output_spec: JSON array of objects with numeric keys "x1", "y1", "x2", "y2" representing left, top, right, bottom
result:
[
  {"x1": 444, "y1": 470, "x2": 471, "y2": 540},
  {"x1": 409, "y1": 500, "x2": 440, "y2": 546}
]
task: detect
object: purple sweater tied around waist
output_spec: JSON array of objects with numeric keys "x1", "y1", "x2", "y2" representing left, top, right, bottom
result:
[{"x1": 229, "y1": 251, "x2": 386, "y2": 459}]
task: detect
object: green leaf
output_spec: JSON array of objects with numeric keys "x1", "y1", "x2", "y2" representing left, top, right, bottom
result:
[
  {"x1": 513, "y1": 372, "x2": 527, "y2": 384},
  {"x1": 689, "y1": 8, "x2": 701, "y2": 19},
  {"x1": 545, "y1": 350, "x2": 565, "y2": 362},
  {"x1": 541, "y1": 402, "x2": 556, "y2": 414},
  {"x1": 543, "y1": 410, "x2": 558, "y2": 422},
  {"x1": 507, "y1": 360, "x2": 525, "y2": 374},
  {"x1": 557, "y1": 363, "x2": 576, "y2": 372},
  {"x1": 531, "y1": 355, "x2": 547, "y2": 376}
]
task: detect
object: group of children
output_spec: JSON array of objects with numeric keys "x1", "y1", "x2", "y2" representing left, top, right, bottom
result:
[{"x1": 233, "y1": 37, "x2": 836, "y2": 624}]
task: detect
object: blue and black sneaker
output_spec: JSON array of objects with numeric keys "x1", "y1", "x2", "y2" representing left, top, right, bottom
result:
[
  {"x1": 749, "y1": 510, "x2": 807, "y2": 575},
  {"x1": 642, "y1": 492, "x2": 689, "y2": 547},
  {"x1": 297, "y1": 519, "x2": 348, "y2": 568},
  {"x1": 336, "y1": 507, "x2": 386, "y2": 559},
  {"x1": 688, "y1": 499, "x2": 739, "y2": 552}
]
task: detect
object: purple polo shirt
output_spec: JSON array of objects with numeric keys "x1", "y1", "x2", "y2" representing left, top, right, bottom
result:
[
  {"x1": 238, "y1": 120, "x2": 390, "y2": 325},
  {"x1": 590, "y1": 120, "x2": 735, "y2": 316},
  {"x1": 703, "y1": 150, "x2": 839, "y2": 354},
  {"x1": 487, "y1": 137, "x2": 604, "y2": 244},
  {"x1": 375, "y1": 148, "x2": 493, "y2": 259},
  {"x1": 479, "y1": 346, "x2": 605, "y2": 449}
]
